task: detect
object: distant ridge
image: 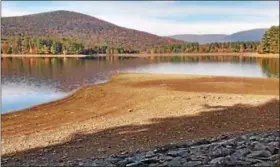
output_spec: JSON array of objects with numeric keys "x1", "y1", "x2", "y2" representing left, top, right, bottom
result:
[
  {"x1": 1, "y1": 10, "x2": 183, "y2": 51},
  {"x1": 169, "y1": 28, "x2": 268, "y2": 44}
]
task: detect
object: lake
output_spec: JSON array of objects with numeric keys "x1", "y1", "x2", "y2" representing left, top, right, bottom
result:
[{"x1": 1, "y1": 55, "x2": 279, "y2": 113}]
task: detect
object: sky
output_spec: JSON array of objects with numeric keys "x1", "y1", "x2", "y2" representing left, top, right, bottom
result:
[{"x1": 2, "y1": 1, "x2": 279, "y2": 36}]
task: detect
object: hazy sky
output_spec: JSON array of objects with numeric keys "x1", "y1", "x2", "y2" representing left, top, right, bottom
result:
[{"x1": 2, "y1": 1, "x2": 279, "y2": 36}]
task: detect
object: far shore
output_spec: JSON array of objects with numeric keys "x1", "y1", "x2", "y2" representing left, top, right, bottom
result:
[
  {"x1": 1, "y1": 52, "x2": 279, "y2": 58},
  {"x1": 2, "y1": 73, "x2": 279, "y2": 158}
]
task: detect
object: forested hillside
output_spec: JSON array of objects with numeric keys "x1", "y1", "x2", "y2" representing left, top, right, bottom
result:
[
  {"x1": 1, "y1": 10, "x2": 182, "y2": 53},
  {"x1": 257, "y1": 26, "x2": 279, "y2": 54}
]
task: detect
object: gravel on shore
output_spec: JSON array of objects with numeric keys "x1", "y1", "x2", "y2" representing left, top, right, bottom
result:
[{"x1": 2, "y1": 131, "x2": 279, "y2": 167}]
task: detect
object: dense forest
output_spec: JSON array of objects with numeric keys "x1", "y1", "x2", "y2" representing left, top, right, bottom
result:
[
  {"x1": 1, "y1": 36, "x2": 260, "y2": 55},
  {"x1": 257, "y1": 26, "x2": 279, "y2": 54}
]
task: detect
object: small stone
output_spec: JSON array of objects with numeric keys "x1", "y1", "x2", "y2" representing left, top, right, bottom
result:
[
  {"x1": 76, "y1": 138, "x2": 83, "y2": 142},
  {"x1": 210, "y1": 156, "x2": 237, "y2": 166},
  {"x1": 106, "y1": 157, "x2": 122, "y2": 164},
  {"x1": 247, "y1": 150, "x2": 272, "y2": 158},
  {"x1": 128, "y1": 109, "x2": 133, "y2": 112},
  {"x1": 232, "y1": 148, "x2": 251, "y2": 157},
  {"x1": 180, "y1": 158, "x2": 187, "y2": 163},
  {"x1": 161, "y1": 155, "x2": 173, "y2": 161},
  {"x1": 210, "y1": 145, "x2": 233, "y2": 157},
  {"x1": 126, "y1": 162, "x2": 144, "y2": 167},
  {"x1": 168, "y1": 157, "x2": 182, "y2": 167},
  {"x1": 117, "y1": 159, "x2": 132, "y2": 167},
  {"x1": 140, "y1": 158, "x2": 159, "y2": 164},
  {"x1": 236, "y1": 140, "x2": 245, "y2": 147},
  {"x1": 252, "y1": 142, "x2": 266, "y2": 151},
  {"x1": 156, "y1": 144, "x2": 176, "y2": 152},
  {"x1": 209, "y1": 157, "x2": 226, "y2": 166},
  {"x1": 267, "y1": 142, "x2": 279, "y2": 154},
  {"x1": 43, "y1": 148, "x2": 52, "y2": 153},
  {"x1": 120, "y1": 151, "x2": 128, "y2": 155},
  {"x1": 161, "y1": 161, "x2": 168, "y2": 166},
  {"x1": 216, "y1": 138, "x2": 236, "y2": 147},
  {"x1": 145, "y1": 151, "x2": 156, "y2": 158},
  {"x1": 253, "y1": 161, "x2": 273, "y2": 167},
  {"x1": 192, "y1": 139, "x2": 210, "y2": 146},
  {"x1": 269, "y1": 154, "x2": 280, "y2": 161},
  {"x1": 235, "y1": 159, "x2": 252, "y2": 166},
  {"x1": 242, "y1": 158, "x2": 263, "y2": 164},
  {"x1": 274, "y1": 160, "x2": 280, "y2": 167},
  {"x1": 97, "y1": 148, "x2": 106, "y2": 152},
  {"x1": 249, "y1": 136, "x2": 259, "y2": 141},
  {"x1": 183, "y1": 161, "x2": 202, "y2": 167},
  {"x1": 167, "y1": 149, "x2": 186, "y2": 157},
  {"x1": 239, "y1": 135, "x2": 249, "y2": 141}
]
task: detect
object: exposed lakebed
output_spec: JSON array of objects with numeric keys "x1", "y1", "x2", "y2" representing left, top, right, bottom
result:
[{"x1": 1, "y1": 55, "x2": 279, "y2": 113}]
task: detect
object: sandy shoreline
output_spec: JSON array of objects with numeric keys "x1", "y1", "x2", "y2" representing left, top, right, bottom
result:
[
  {"x1": 1, "y1": 73, "x2": 279, "y2": 158},
  {"x1": 1, "y1": 52, "x2": 279, "y2": 58}
]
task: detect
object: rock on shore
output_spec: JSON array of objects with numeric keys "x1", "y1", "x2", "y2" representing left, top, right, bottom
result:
[{"x1": 2, "y1": 131, "x2": 279, "y2": 167}]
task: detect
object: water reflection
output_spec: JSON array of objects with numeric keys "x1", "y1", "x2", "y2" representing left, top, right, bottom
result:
[
  {"x1": 2, "y1": 83, "x2": 67, "y2": 113},
  {"x1": 257, "y1": 58, "x2": 279, "y2": 78},
  {"x1": 1, "y1": 55, "x2": 279, "y2": 113}
]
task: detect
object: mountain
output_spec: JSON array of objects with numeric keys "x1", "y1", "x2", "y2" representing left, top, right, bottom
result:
[
  {"x1": 224, "y1": 29, "x2": 267, "y2": 42},
  {"x1": 1, "y1": 10, "x2": 182, "y2": 51},
  {"x1": 168, "y1": 34, "x2": 227, "y2": 44},
  {"x1": 169, "y1": 28, "x2": 268, "y2": 44}
]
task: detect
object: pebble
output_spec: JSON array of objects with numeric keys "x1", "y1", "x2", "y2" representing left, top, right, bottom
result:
[
  {"x1": 232, "y1": 148, "x2": 251, "y2": 157},
  {"x1": 210, "y1": 145, "x2": 233, "y2": 157},
  {"x1": 247, "y1": 150, "x2": 272, "y2": 158},
  {"x1": 209, "y1": 157, "x2": 227, "y2": 166},
  {"x1": 183, "y1": 161, "x2": 202, "y2": 167},
  {"x1": 145, "y1": 151, "x2": 156, "y2": 158},
  {"x1": 252, "y1": 142, "x2": 267, "y2": 151},
  {"x1": 269, "y1": 154, "x2": 279, "y2": 161},
  {"x1": 167, "y1": 157, "x2": 181, "y2": 167},
  {"x1": 125, "y1": 162, "x2": 143, "y2": 167}
]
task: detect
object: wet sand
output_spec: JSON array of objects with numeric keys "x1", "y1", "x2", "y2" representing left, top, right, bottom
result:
[{"x1": 1, "y1": 73, "x2": 279, "y2": 159}]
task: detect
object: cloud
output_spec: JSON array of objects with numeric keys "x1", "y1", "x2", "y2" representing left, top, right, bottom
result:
[
  {"x1": 96, "y1": 14, "x2": 276, "y2": 35},
  {"x1": 1, "y1": 1, "x2": 279, "y2": 35},
  {"x1": 1, "y1": 5, "x2": 29, "y2": 16}
]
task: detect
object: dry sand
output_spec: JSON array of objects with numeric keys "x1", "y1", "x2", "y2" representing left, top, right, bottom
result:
[{"x1": 1, "y1": 73, "x2": 279, "y2": 159}]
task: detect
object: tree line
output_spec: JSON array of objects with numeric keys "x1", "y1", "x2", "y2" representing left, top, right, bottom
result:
[
  {"x1": 1, "y1": 37, "x2": 261, "y2": 55},
  {"x1": 1, "y1": 36, "x2": 141, "y2": 55},
  {"x1": 1, "y1": 37, "x2": 84, "y2": 55},
  {"x1": 148, "y1": 42, "x2": 260, "y2": 54}
]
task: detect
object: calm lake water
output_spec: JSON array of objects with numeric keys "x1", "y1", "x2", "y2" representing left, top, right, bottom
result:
[{"x1": 1, "y1": 55, "x2": 279, "y2": 113}]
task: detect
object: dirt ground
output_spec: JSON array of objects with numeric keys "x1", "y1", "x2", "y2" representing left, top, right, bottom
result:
[{"x1": 1, "y1": 73, "x2": 279, "y2": 159}]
